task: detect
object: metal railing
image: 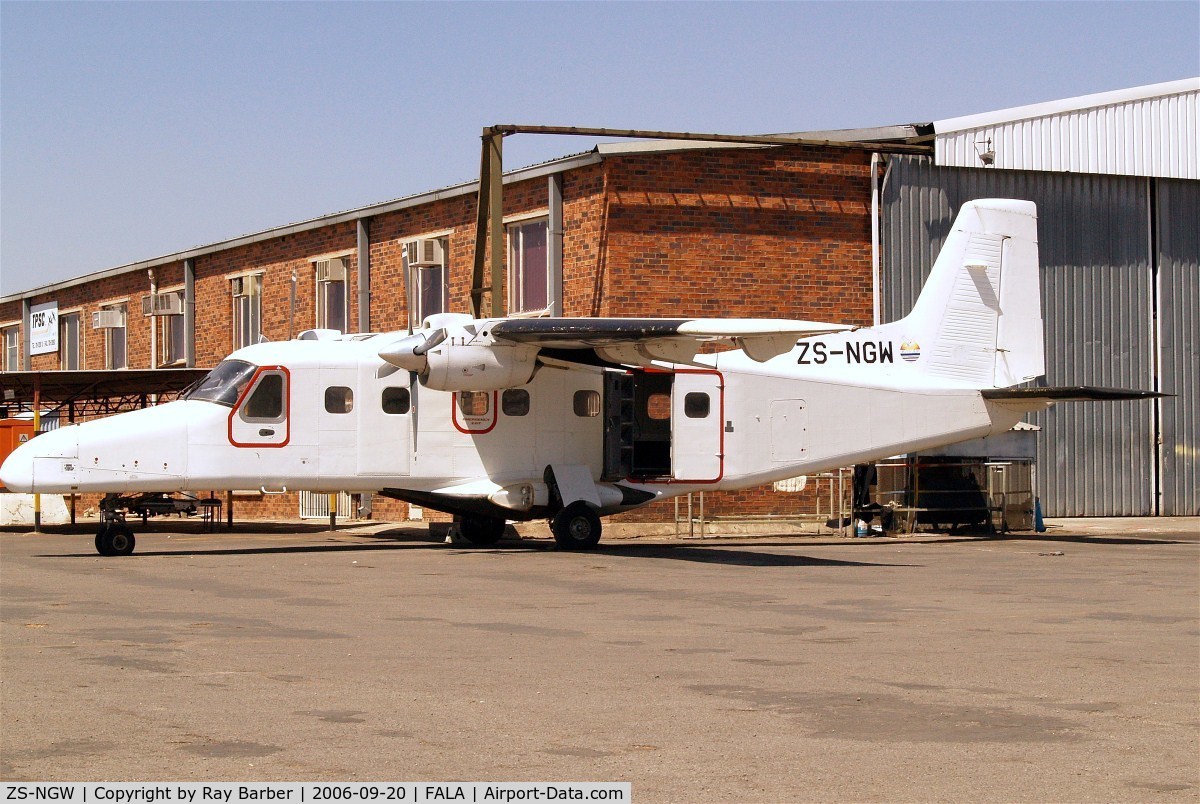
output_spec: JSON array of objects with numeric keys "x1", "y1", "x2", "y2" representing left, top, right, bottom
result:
[{"x1": 673, "y1": 468, "x2": 854, "y2": 538}]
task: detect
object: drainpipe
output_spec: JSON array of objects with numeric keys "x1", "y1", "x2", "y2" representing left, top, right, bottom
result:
[
  {"x1": 184, "y1": 259, "x2": 196, "y2": 367},
  {"x1": 357, "y1": 218, "x2": 371, "y2": 333},
  {"x1": 148, "y1": 269, "x2": 157, "y2": 368},
  {"x1": 288, "y1": 270, "x2": 297, "y2": 339},
  {"x1": 21, "y1": 298, "x2": 31, "y2": 370},
  {"x1": 870, "y1": 153, "x2": 881, "y2": 327},
  {"x1": 548, "y1": 174, "x2": 564, "y2": 316}
]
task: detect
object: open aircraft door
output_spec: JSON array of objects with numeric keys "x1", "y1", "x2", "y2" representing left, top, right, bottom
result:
[{"x1": 671, "y1": 370, "x2": 723, "y2": 482}]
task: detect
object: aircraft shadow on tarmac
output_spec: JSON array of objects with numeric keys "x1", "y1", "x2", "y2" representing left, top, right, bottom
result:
[{"x1": 40, "y1": 536, "x2": 908, "y2": 567}]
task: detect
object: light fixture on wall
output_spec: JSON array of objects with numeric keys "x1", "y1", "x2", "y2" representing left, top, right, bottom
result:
[{"x1": 975, "y1": 137, "x2": 995, "y2": 167}]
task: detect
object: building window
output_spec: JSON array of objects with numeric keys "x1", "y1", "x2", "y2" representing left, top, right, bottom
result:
[
  {"x1": 161, "y1": 314, "x2": 185, "y2": 366},
  {"x1": 1, "y1": 326, "x2": 19, "y2": 371},
  {"x1": 101, "y1": 304, "x2": 127, "y2": 370},
  {"x1": 232, "y1": 275, "x2": 262, "y2": 349},
  {"x1": 60, "y1": 313, "x2": 81, "y2": 370},
  {"x1": 507, "y1": 218, "x2": 549, "y2": 314},
  {"x1": 405, "y1": 239, "x2": 448, "y2": 329},
  {"x1": 315, "y1": 258, "x2": 348, "y2": 333}
]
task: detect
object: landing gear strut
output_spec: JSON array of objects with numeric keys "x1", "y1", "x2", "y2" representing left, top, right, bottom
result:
[
  {"x1": 551, "y1": 502, "x2": 602, "y2": 550},
  {"x1": 95, "y1": 494, "x2": 136, "y2": 556}
]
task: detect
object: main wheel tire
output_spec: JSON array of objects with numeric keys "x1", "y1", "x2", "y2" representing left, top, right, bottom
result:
[
  {"x1": 95, "y1": 526, "x2": 114, "y2": 557},
  {"x1": 458, "y1": 516, "x2": 505, "y2": 546},
  {"x1": 551, "y1": 503, "x2": 602, "y2": 550},
  {"x1": 109, "y1": 525, "x2": 136, "y2": 556}
]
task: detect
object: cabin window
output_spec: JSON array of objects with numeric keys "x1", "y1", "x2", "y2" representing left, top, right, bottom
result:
[
  {"x1": 1, "y1": 325, "x2": 19, "y2": 371},
  {"x1": 458, "y1": 391, "x2": 490, "y2": 417},
  {"x1": 241, "y1": 373, "x2": 286, "y2": 422},
  {"x1": 60, "y1": 313, "x2": 81, "y2": 370},
  {"x1": 684, "y1": 392, "x2": 711, "y2": 419},
  {"x1": 382, "y1": 387, "x2": 411, "y2": 415},
  {"x1": 646, "y1": 392, "x2": 671, "y2": 421},
  {"x1": 502, "y1": 388, "x2": 530, "y2": 416},
  {"x1": 231, "y1": 274, "x2": 262, "y2": 349},
  {"x1": 507, "y1": 218, "x2": 549, "y2": 313},
  {"x1": 325, "y1": 386, "x2": 354, "y2": 414},
  {"x1": 573, "y1": 390, "x2": 600, "y2": 418}
]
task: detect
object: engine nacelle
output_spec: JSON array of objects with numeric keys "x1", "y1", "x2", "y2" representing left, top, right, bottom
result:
[{"x1": 423, "y1": 340, "x2": 540, "y2": 392}]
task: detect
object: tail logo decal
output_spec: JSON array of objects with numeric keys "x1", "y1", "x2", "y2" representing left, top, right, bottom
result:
[{"x1": 900, "y1": 339, "x2": 921, "y2": 363}]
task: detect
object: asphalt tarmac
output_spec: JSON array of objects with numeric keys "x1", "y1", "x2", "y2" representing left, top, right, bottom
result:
[{"x1": 2, "y1": 521, "x2": 1198, "y2": 802}]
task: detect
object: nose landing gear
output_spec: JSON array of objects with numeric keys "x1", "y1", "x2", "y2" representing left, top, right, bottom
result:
[
  {"x1": 95, "y1": 493, "x2": 136, "y2": 556},
  {"x1": 95, "y1": 523, "x2": 136, "y2": 556}
]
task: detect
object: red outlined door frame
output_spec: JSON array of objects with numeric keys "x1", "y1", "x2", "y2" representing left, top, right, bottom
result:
[
  {"x1": 452, "y1": 390, "x2": 498, "y2": 435},
  {"x1": 228, "y1": 365, "x2": 291, "y2": 448}
]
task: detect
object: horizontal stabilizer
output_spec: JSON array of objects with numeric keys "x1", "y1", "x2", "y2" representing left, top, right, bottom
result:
[{"x1": 982, "y1": 386, "x2": 1167, "y2": 402}]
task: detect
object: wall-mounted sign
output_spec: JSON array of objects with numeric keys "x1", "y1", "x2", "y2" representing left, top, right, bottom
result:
[{"x1": 29, "y1": 301, "x2": 58, "y2": 356}]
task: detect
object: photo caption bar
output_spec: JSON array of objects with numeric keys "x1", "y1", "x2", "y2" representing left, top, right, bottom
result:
[{"x1": 0, "y1": 783, "x2": 631, "y2": 804}]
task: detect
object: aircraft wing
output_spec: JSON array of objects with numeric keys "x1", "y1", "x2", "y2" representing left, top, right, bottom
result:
[{"x1": 488, "y1": 317, "x2": 854, "y2": 365}]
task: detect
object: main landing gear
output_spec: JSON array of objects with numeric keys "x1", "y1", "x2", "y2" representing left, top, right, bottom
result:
[
  {"x1": 95, "y1": 493, "x2": 136, "y2": 556},
  {"x1": 550, "y1": 502, "x2": 602, "y2": 550},
  {"x1": 455, "y1": 503, "x2": 605, "y2": 550}
]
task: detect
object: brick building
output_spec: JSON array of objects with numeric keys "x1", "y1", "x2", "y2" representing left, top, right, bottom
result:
[{"x1": 1, "y1": 139, "x2": 889, "y2": 522}]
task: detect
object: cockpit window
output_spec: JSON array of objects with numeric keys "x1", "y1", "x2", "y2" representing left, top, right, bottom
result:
[{"x1": 184, "y1": 359, "x2": 258, "y2": 407}]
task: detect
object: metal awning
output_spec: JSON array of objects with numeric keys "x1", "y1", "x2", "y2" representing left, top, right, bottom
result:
[{"x1": 0, "y1": 368, "x2": 211, "y2": 418}]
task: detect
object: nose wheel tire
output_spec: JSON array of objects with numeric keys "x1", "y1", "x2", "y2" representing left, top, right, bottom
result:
[
  {"x1": 458, "y1": 515, "x2": 505, "y2": 546},
  {"x1": 551, "y1": 502, "x2": 602, "y2": 550},
  {"x1": 95, "y1": 524, "x2": 136, "y2": 557}
]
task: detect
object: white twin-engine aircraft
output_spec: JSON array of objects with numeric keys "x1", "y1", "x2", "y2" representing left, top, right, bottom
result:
[{"x1": 1, "y1": 200, "x2": 1143, "y2": 556}]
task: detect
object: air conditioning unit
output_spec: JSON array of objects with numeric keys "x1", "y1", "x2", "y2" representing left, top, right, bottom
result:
[
  {"x1": 315, "y1": 257, "x2": 347, "y2": 282},
  {"x1": 92, "y1": 310, "x2": 125, "y2": 329},
  {"x1": 142, "y1": 292, "x2": 183, "y2": 316},
  {"x1": 231, "y1": 275, "x2": 261, "y2": 296},
  {"x1": 405, "y1": 238, "x2": 445, "y2": 268}
]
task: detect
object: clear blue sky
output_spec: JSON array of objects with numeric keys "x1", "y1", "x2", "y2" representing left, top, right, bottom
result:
[{"x1": 2, "y1": 1, "x2": 1197, "y2": 296}]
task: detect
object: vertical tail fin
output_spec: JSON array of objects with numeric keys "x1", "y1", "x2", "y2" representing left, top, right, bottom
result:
[{"x1": 886, "y1": 199, "x2": 1044, "y2": 389}]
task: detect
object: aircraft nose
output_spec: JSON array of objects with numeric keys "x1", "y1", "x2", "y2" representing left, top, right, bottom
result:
[
  {"x1": 0, "y1": 427, "x2": 78, "y2": 493},
  {"x1": 0, "y1": 444, "x2": 34, "y2": 492}
]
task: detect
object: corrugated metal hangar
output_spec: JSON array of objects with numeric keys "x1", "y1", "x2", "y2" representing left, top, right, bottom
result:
[
  {"x1": 882, "y1": 78, "x2": 1197, "y2": 516},
  {"x1": 2, "y1": 78, "x2": 1196, "y2": 521}
]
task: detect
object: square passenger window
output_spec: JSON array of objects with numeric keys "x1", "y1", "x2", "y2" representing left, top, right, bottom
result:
[
  {"x1": 502, "y1": 388, "x2": 530, "y2": 416},
  {"x1": 573, "y1": 390, "x2": 600, "y2": 417},
  {"x1": 382, "y1": 387, "x2": 410, "y2": 415},
  {"x1": 684, "y1": 392, "x2": 710, "y2": 418},
  {"x1": 325, "y1": 386, "x2": 354, "y2": 414}
]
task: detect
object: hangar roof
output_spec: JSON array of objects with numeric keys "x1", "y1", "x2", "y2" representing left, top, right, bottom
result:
[{"x1": 933, "y1": 78, "x2": 1199, "y2": 179}]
